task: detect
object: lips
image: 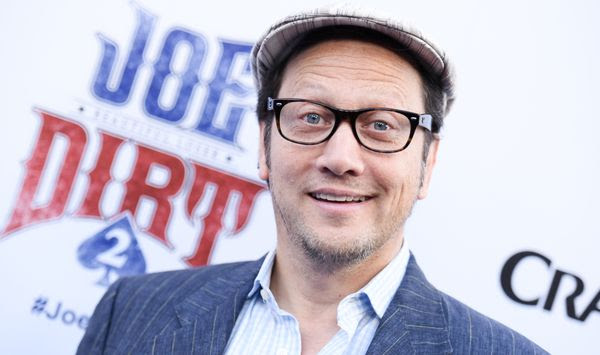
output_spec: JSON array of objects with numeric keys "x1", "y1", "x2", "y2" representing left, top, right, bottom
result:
[{"x1": 310, "y1": 192, "x2": 369, "y2": 203}]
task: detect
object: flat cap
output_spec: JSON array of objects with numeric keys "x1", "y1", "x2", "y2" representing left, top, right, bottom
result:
[{"x1": 251, "y1": 4, "x2": 455, "y2": 115}]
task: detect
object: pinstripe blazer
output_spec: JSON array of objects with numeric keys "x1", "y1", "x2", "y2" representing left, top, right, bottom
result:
[{"x1": 77, "y1": 255, "x2": 548, "y2": 354}]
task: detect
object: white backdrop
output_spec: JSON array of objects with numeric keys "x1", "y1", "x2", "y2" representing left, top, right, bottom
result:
[{"x1": 0, "y1": 1, "x2": 598, "y2": 354}]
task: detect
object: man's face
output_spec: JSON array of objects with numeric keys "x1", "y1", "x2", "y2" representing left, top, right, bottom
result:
[{"x1": 259, "y1": 39, "x2": 439, "y2": 269}]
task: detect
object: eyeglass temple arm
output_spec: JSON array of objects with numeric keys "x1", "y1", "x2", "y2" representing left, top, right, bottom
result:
[
  {"x1": 267, "y1": 97, "x2": 275, "y2": 111},
  {"x1": 418, "y1": 114, "x2": 433, "y2": 132}
]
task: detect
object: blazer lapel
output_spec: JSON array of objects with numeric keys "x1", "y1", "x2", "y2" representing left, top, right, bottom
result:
[
  {"x1": 150, "y1": 258, "x2": 263, "y2": 355},
  {"x1": 367, "y1": 255, "x2": 453, "y2": 354}
]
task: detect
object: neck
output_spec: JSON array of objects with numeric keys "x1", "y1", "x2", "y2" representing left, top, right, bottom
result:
[
  {"x1": 268, "y1": 230, "x2": 404, "y2": 353},
  {"x1": 270, "y1": 232, "x2": 404, "y2": 316}
]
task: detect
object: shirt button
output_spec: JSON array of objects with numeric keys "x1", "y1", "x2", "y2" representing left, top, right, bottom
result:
[
  {"x1": 276, "y1": 348, "x2": 288, "y2": 355},
  {"x1": 260, "y1": 289, "x2": 270, "y2": 302}
]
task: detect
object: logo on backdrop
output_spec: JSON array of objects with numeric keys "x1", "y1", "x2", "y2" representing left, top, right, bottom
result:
[
  {"x1": 78, "y1": 214, "x2": 146, "y2": 286},
  {"x1": 500, "y1": 250, "x2": 599, "y2": 322},
  {"x1": 0, "y1": 3, "x2": 266, "y2": 282}
]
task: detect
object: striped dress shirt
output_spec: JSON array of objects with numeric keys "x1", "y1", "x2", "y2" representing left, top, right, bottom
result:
[{"x1": 224, "y1": 243, "x2": 410, "y2": 355}]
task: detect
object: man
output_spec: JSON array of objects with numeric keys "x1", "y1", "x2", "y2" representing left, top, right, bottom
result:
[{"x1": 78, "y1": 6, "x2": 548, "y2": 354}]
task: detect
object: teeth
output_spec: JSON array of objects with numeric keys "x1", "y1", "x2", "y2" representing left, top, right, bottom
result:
[{"x1": 313, "y1": 193, "x2": 366, "y2": 202}]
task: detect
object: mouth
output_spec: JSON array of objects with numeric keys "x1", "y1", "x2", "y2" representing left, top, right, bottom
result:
[{"x1": 309, "y1": 192, "x2": 370, "y2": 203}]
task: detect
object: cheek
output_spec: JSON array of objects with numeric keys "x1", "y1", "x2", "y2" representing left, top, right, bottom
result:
[
  {"x1": 374, "y1": 158, "x2": 423, "y2": 200},
  {"x1": 269, "y1": 143, "x2": 303, "y2": 181}
]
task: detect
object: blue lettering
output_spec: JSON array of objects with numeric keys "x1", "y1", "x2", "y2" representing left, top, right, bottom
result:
[
  {"x1": 144, "y1": 29, "x2": 206, "y2": 122},
  {"x1": 92, "y1": 7, "x2": 155, "y2": 104},
  {"x1": 195, "y1": 40, "x2": 253, "y2": 143},
  {"x1": 62, "y1": 310, "x2": 76, "y2": 325},
  {"x1": 45, "y1": 301, "x2": 62, "y2": 320},
  {"x1": 78, "y1": 315, "x2": 89, "y2": 329},
  {"x1": 90, "y1": 5, "x2": 256, "y2": 147}
]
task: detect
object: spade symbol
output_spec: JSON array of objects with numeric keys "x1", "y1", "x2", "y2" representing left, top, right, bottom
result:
[{"x1": 77, "y1": 214, "x2": 146, "y2": 286}]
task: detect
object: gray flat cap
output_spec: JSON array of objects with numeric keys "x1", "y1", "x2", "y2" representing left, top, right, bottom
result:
[{"x1": 251, "y1": 4, "x2": 455, "y2": 115}]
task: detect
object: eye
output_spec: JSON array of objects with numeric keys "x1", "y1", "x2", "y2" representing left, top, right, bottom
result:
[
  {"x1": 372, "y1": 121, "x2": 389, "y2": 131},
  {"x1": 305, "y1": 113, "x2": 322, "y2": 125}
]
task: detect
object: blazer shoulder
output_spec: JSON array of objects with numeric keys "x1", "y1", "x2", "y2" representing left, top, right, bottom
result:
[
  {"x1": 77, "y1": 258, "x2": 262, "y2": 354},
  {"x1": 438, "y1": 291, "x2": 549, "y2": 354},
  {"x1": 116, "y1": 259, "x2": 260, "y2": 302}
]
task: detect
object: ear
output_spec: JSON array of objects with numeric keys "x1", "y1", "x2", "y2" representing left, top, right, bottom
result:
[
  {"x1": 417, "y1": 138, "x2": 440, "y2": 200},
  {"x1": 258, "y1": 121, "x2": 270, "y2": 181}
]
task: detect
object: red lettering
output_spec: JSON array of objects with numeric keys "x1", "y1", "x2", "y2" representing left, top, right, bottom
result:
[
  {"x1": 3, "y1": 112, "x2": 266, "y2": 267},
  {"x1": 185, "y1": 162, "x2": 265, "y2": 266},
  {"x1": 119, "y1": 144, "x2": 185, "y2": 247},
  {"x1": 2, "y1": 111, "x2": 87, "y2": 236},
  {"x1": 76, "y1": 132, "x2": 125, "y2": 217}
]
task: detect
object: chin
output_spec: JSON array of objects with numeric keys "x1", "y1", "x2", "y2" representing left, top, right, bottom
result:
[{"x1": 295, "y1": 231, "x2": 383, "y2": 271}]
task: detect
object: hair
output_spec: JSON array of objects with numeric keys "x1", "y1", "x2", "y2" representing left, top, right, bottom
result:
[{"x1": 256, "y1": 26, "x2": 447, "y2": 163}]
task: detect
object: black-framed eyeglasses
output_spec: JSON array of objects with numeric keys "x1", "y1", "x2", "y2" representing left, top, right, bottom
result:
[{"x1": 267, "y1": 97, "x2": 433, "y2": 153}]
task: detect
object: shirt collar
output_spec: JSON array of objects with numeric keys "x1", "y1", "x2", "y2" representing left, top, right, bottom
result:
[
  {"x1": 247, "y1": 240, "x2": 411, "y2": 319},
  {"x1": 358, "y1": 239, "x2": 410, "y2": 318},
  {"x1": 247, "y1": 249, "x2": 276, "y2": 298}
]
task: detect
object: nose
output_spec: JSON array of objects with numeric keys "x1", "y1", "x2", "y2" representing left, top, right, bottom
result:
[{"x1": 315, "y1": 122, "x2": 365, "y2": 177}]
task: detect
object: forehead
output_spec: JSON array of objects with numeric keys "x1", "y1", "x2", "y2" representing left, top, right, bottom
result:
[{"x1": 278, "y1": 39, "x2": 425, "y2": 111}]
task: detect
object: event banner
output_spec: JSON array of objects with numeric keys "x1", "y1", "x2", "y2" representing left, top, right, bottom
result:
[
  {"x1": 0, "y1": 1, "x2": 597, "y2": 354},
  {"x1": 0, "y1": 2, "x2": 275, "y2": 353}
]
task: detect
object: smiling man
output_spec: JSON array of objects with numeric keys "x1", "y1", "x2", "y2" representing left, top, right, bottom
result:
[{"x1": 78, "y1": 6, "x2": 548, "y2": 355}]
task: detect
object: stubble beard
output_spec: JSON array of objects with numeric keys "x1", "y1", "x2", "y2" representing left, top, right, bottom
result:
[{"x1": 270, "y1": 180, "x2": 419, "y2": 274}]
